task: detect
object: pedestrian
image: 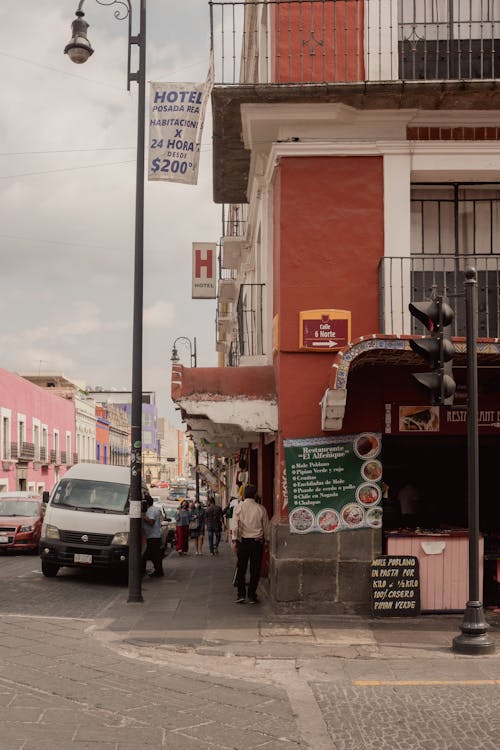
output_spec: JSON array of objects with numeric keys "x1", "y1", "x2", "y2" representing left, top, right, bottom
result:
[
  {"x1": 175, "y1": 500, "x2": 190, "y2": 555},
  {"x1": 205, "y1": 497, "x2": 224, "y2": 555},
  {"x1": 225, "y1": 495, "x2": 242, "y2": 547},
  {"x1": 232, "y1": 484, "x2": 270, "y2": 604},
  {"x1": 141, "y1": 494, "x2": 164, "y2": 577},
  {"x1": 189, "y1": 498, "x2": 206, "y2": 555}
]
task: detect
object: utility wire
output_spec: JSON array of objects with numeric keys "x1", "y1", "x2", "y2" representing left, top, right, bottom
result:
[{"x1": 0, "y1": 160, "x2": 136, "y2": 179}]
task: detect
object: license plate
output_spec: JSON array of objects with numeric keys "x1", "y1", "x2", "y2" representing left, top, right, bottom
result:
[
  {"x1": 0, "y1": 535, "x2": 9, "y2": 544},
  {"x1": 74, "y1": 553, "x2": 92, "y2": 564}
]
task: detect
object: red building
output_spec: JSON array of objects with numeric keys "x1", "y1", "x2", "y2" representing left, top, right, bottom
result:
[{"x1": 173, "y1": 1, "x2": 500, "y2": 613}]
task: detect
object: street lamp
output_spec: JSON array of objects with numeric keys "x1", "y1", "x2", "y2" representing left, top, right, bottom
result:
[
  {"x1": 65, "y1": 0, "x2": 146, "y2": 604},
  {"x1": 452, "y1": 268, "x2": 495, "y2": 654},
  {"x1": 171, "y1": 336, "x2": 197, "y2": 368},
  {"x1": 171, "y1": 337, "x2": 200, "y2": 502}
]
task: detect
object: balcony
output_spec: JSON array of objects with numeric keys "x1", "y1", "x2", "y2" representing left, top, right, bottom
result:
[
  {"x1": 39, "y1": 447, "x2": 47, "y2": 464},
  {"x1": 227, "y1": 283, "x2": 265, "y2": 366},
  {"x1": 210, "y1": 2, "x2": 500, "y2": 203},
  {"x1": 379, "y1": 254, "x2": 500, "y2": 337},
  {"x1": 49, "y1": 450, "x2": 58, "y2": 465},
  {"x1": 211, "y1": 0, "x2": 500, "y2": 85},
  {"x1": 20, "y1": 442, "x2": 35, "y2": 461}
]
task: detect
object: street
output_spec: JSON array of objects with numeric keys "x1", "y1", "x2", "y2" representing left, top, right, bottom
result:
[{"x1": 1, "y1": 546, "x2": 500, "y2": 749}]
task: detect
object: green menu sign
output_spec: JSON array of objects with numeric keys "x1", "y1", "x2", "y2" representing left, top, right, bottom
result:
[{"x1": 284, "y1": 434, "x2": 382, "y2": 534}]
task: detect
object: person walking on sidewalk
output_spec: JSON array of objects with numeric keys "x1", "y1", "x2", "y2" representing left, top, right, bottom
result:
[
  {"x1": 141, "y1": 494, "x2": 164, "y2": 577},
  {"x1": 232, "y1": 484, "x2": 270, "y2": 604},
  {"x1": 189, "y1": 499, "x2": 206, "y2": 555},
  {"x1": 175, "y1": 500, "x2": 190, "y2": 555},
  {"x1": 205, "y1": 497, "x2": 224, "y2": 555}
]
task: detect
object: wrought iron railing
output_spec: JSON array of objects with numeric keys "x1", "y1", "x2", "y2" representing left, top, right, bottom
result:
[
  {"x1": 379, "y1": 255, "x2": 500, "y2": 338},
  {"x1": 227, "y1": 283, "x2": 265, "y2": 365},
  {"x1": 209, "y1": 0, "x2": 500, "y2": 84}
]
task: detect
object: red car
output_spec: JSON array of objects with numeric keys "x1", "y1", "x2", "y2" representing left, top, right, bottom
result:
[{"x1": 0, "y1": 492, "x2": 44, "y2": 552}]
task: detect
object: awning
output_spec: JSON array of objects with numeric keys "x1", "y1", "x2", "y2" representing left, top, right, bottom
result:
[
  {"x1": 171, "y1": 364, "x2": 277, "y2": 455},
  {"x1": 321, "y1": 334, "x2": 500, "y2": 431}
]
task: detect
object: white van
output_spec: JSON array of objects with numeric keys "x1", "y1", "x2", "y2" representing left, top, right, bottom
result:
[{"x1": 40, "y1": 464, "x2": 133, "y2": 578}]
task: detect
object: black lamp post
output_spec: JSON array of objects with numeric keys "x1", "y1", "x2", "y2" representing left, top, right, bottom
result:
[
  {"x1": 65, "y1": 0, "x2": 146, "y2": 604},
  {"x1": 171, "y1": 337, "x2": 200, "y2": 502},
  {"x1": 452, "y1": 267, "x2": 495, "y2": 654}
]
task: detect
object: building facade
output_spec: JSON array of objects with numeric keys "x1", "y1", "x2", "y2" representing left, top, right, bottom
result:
[
  {"x1": 172, "y1": 1, "x2": 500, "y2": 613},
  {"x1": 0, "y1": 369, "x2": 75, "y2": 493}
]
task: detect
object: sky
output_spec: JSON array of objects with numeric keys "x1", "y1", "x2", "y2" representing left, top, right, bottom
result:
[{"x1": 0, "y1": 1, "x2": 221, "y2": 427}]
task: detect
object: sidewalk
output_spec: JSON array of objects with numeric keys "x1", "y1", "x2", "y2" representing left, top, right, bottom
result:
[{"x1": 95, "y1": 535, "x2": 500, "y2": 662}]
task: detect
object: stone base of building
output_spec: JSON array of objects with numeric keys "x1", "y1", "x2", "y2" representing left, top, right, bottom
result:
[{"x1": 268, "y1": 522, "x2": 382, "y2": 614}]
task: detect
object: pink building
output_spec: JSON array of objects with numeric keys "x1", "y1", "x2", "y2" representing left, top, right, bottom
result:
[{"x1": 0, "y1": 369, "x2": 75, "y2": 494}]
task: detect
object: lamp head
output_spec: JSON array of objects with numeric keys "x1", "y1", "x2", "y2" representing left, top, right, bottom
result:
[
  {"x1": 171, "y1": 346, "x2": 180, "y2": 363},
  {"x1": 64, "y1": 11, "x2": 94, "y2": 64}
]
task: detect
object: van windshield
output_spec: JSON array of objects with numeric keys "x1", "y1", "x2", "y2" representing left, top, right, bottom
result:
[{"x1": 52, "y1": 479, "x2": 129, "y2": 514}]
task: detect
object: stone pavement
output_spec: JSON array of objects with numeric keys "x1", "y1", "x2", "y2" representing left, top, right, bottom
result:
[{"x1": 2, "y1": 538, "x2": 500, "y2": 749}]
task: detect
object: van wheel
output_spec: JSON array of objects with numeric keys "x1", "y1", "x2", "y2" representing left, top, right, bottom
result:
[{"x1": 41, "y1": 560, "x2": 59, "y2": 577}]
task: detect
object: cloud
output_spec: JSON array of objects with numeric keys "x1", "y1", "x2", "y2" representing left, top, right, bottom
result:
[
  {"x1": 144, "y1": 300, "x2": 175, "y2": 329},
  {"x1": 0, "y1": 1, "x2": 220, "y2": 426}
]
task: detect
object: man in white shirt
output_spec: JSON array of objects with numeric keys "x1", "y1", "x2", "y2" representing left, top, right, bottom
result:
[{"x1": 232, "y1": 484, "x2": 270, "y2": 604}]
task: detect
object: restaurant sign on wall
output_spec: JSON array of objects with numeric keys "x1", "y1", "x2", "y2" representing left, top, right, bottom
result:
[{"x1": 284, "y1": 434, "x2": 382, "y2": 534}]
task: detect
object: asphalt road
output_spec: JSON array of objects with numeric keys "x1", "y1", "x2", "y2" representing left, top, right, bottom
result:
[{"x1": 2, "y1": 549, "x2": 500, "y2": 750}]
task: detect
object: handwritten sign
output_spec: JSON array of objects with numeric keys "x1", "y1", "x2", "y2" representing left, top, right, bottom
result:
[{"x1": 371, "y1": 555, "x2": 420, "y2": 616}]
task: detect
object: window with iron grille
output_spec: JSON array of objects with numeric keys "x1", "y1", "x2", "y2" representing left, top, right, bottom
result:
[
  {"x1": 410, "y1": 182, "x2": 500, "y2": 337},
  {"x1": 399, "y1": 0, "x2": 500, "y2": 80}
]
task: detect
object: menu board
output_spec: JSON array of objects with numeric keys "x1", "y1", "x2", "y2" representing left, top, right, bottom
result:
[
  {"x1": 371, "y1": 556, "x2": 421, "y2": 616},
  {"x1": 284, "y1": 434, "x2": 382, "y2": 534}
]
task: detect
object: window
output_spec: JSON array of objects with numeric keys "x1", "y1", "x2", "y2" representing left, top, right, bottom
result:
[
  {"x1": 1, "y1": 411, "x2": 11, "y2": 460},
  {"x1": 18, "y1": 415, "x2": 26, "y2": 449},
  {"x1": 66, "y1": 432, "x2": 71, "y2": 464},
  {"x1": 53, "y1": 430, "x2": 60, "y2": 463},
  {"x1": 33, "y1": 420, "x2": 40, "y2": 460},
  {"x1": 399, "y1": 0, "x2": 500, "y2": 79},
  {"x1": 410, "y1": 182, "x2": 500, "y2": 337}
]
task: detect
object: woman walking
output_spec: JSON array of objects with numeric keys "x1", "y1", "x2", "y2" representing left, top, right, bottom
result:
[
  {"x1": 175, "y1": 500, "x2": 190, "y2": 555},
  {"x1": 189, "y1": 499, "x2": 206, "y2": 555}
]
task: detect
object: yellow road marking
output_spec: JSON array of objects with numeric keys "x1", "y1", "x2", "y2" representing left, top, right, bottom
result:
[{"x1": 354, "y1": 679, "x2": 500, "y2": 686}]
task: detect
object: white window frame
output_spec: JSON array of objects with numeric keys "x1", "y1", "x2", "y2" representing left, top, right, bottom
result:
[
  {"x1": 18, "y1": 414, "x2": 26, "y2": 452},
  {"x1": 66, "y1": 431, "x2": 72, "y2": 464},
  {"x1": 53, "y1": 429, "x2": 60, "y2": 464},
  {"x1": 32, "y1": 418, "x2": 41, "y2": 461},
  {"x1": 1, "y1": 408, "x2": 11, "y2": 461}
]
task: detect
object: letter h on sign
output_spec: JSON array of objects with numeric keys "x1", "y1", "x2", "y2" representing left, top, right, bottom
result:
[{"x1": 192, "y1": 242, "x2": 216, "y2": 299}]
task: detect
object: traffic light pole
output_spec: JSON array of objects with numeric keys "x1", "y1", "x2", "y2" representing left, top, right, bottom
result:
[{"x1": 452, "y1": 267, "x2": 494, "y2": 655}]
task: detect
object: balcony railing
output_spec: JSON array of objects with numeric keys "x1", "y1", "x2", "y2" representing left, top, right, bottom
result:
[
  {"x1": 228, "y1": 283, "x2": 265, "y2": 365},
  {"x1": 379, "y1": 254, "x2": 500, "y2": 337},
  {"x1": 39, "y1": 446, "x2": 47, "y2": 463},
  {"x1": 210, "y1": 0, "x2": 500, "y2": 84}
]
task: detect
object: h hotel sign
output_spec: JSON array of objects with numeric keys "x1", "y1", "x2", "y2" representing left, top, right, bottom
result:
[
  {"x1": 299, "y1": 309, "x2": 351, "y2": 351},
  {"x1": 192, "y1": 242, "x2": 216, "y2": 299}
]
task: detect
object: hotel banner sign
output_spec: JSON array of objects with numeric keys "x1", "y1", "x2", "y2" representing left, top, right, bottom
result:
[
  {"x1": 148, "y1": 63, "x2": 213, "y2": 184},
  {"x1": 192, "y1": 242, "x2": 216, "y2": 298}
]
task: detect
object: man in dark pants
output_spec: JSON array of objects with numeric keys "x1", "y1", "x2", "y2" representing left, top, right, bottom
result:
[
  {"x1": 141, "y1": 494, "x2": 164, "y2": 577},
  {"x1": 232, "y1": 484, "x2": 270, "y2": 604}
]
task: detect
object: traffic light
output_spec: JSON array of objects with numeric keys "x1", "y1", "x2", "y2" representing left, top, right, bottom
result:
[{"x1": 408, "y1": 296, "x2": 456, "y2": 405}]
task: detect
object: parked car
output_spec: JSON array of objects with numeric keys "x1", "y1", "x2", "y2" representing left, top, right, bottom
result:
[
  {"x1": 154, "y1": 502, "x2": 176, "y2": 549},
  {"x1": 0, "y1": 492, "x2": 44, "y2": 552}
]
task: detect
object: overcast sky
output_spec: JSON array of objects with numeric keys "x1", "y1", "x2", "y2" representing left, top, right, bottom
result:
[{"x1": 0, "y1": 1, "x2": 220, "y2": 427}]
